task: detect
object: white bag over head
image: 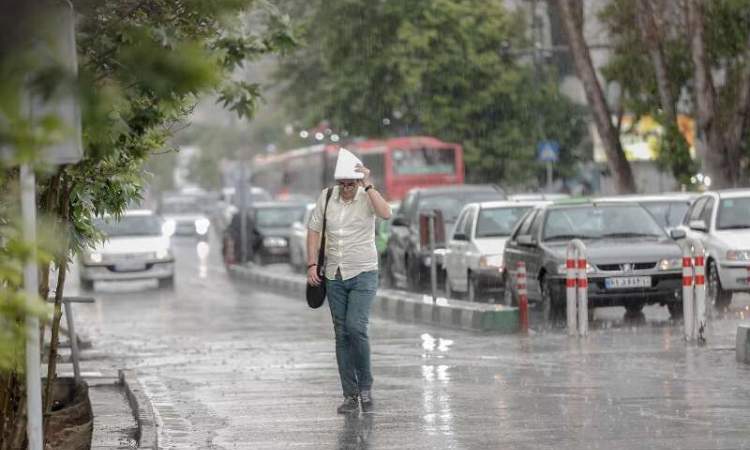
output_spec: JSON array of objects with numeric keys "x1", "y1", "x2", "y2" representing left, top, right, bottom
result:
[{"x1": 334, "y1": 148, "x2": 364, "y2": 180}]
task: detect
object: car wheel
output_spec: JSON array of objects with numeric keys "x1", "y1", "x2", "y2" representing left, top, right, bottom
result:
[
  {"x1": 540, "y1": 276, "x2": 561, "y2": 323},
  {"x1": 503, "y1": 273, "x2": 515, "y2": 306},
  {"x1": 406, "y1": 256, "x2": 422, "y2": 292},
  {"x1": 158, "y1": 276, "x2": 175, "y2": 289},
  {"x1": 667, "y1": 302, "x2": 683, "y2": 318},
  {"x1": 467, "y1": 271, "x2": 480, "y2": 302},
  {"x1": 707, "y1": 260, "x2": 732, "y2": 310},
  {"x1": 80, "y1": 278, "x2": 94, "y2": 291}
]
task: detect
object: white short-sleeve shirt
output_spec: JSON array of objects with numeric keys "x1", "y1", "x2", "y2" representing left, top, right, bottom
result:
[{"x1": 308, "y1": 186, "x2": 378, "y2": 280}]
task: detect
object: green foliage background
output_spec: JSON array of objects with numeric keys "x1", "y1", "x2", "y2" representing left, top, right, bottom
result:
[{"x1": 277, "y1": 0, "x2": 588, "y2": 188}]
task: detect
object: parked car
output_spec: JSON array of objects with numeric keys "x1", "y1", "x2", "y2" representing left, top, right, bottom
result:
[
  {"x1": 79, "y1": 210, "x2": 175, "y2": 290},
  {"x1": 159, "y1": 194, "x2": 212, "y2": 240},
  {"x1": 596, "y1": 193, "x2": 696, "y2": 230},
  {"x1": 503, "y1": 201, "x2": 685, "y2": 321},
  {"x1": 679, "y1": 189, "x2": 750, "y2": 309},
  {"x1": 444, "y1": 200, "x2": 547, "y2": 302},
  {"x1": 384, "y1": 185, "x2": 505, "y2": 290},
  {"x1": 289, "y1": 203, "x2": 316, "y2": 272},
  {"x1": 223, "y1": 202, "x2": 308, "y2": 265}
]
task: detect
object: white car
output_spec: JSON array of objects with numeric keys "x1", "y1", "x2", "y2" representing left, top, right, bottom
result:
[
  {"x1": 289, "y1": 203, "x2": 316, "y2": 272},
  {"x1": 160, "y1": 195, "x2": 212, "y2": 240},
  {"x1": 79, "y1": 210, "x2": 175, "y2": 290},
  {"x1": 444, "y1": 200, "x2": 548, "y2": 302},
  {"x1": 680, "y1": 189, "x2": 750, "y2": 309}
]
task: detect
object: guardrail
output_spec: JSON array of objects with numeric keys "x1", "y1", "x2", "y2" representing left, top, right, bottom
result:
[
  {"x1": 565, "y1": 239, "x2": 589, "y2": 337},
  {"x1": 681, "y1": 239, "x2": 707, "y2": 343}
]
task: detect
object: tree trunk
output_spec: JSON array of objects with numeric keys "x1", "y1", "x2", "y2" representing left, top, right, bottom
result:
[
  {"x1": 724, "y1": 30, "x2": 750, "y2": 171},
  {"x1": 42, "y1": 176, "x2": 71, "y2": 421},
  {"x1": 687, "y1": 0, "x2": 736, "y2": 188},
  {"x1": 559, "y1": 0, "x2": 637, "y2": 193},
  {"x1": 637, "y1": 0, "x2": 677, "y2": 123}
]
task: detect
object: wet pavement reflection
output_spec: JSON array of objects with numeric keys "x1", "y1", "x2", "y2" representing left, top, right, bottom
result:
[{"x1": 67, "y1": 235, "x2": 750, "y2": 449}]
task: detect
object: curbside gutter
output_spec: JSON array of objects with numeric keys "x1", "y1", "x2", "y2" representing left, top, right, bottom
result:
[
  {"x1": 737, "y1": 324, "x2": 750, "y2": 364},
  {"x1": 119, "y1": 369, "x2": 159, "y2": 449},
  {"x1": 228, "y1": 264, "x2": 519, "y2": 333}
]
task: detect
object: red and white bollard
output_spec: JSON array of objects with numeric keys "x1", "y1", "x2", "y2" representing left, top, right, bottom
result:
[
  {"x1": 516, "y1": 261, "x2": 529, "y2": 333},
  {"x1": 681, "y1": 239, "x2": 707, "y2": 343},
  {"x1": 565, "y1": 257, "x2": 577, "y2": 337},
  {"x1": 566, "y1": 239, "x2": 588, "y2": 337}
]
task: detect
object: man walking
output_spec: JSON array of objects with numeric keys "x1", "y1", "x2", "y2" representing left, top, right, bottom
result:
[{"x1": 307, "y1": 149, "x2": 392, "y2": 414}]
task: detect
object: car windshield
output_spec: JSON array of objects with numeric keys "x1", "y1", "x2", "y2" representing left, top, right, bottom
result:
[
  {"x1": 543, "y1": 204, "x2": 665, "y2": 241},
  {"x1": 256, "y1": 206, "x2": 305, "y2": 228},
  {"x1": 717, "y1": 197, "x2": 750, "y2": 230},
  {"x1": 95, "y1": 215, "x2": 162, "y2": 237},
  {"x1": 418, "y1": 191, "x2": 503, "y2": 221},
  {"x1": 475, "y1": 206, "x2": 531, "y2": 237},
  {"x1": 642, "y1": 201, "x2": 690, "y2": 228}
]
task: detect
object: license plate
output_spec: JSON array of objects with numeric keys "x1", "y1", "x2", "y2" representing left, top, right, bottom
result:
[
  {"x1": 605, "y1": 276, "x2": 651, "y2": 289},
  {"x1": 115, "y1": 261, "x2": 146, "y2": 271}
]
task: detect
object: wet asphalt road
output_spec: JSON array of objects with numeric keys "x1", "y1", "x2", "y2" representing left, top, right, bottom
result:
[{"x1": 70, "y1": 236, "x2": 750, "y2": 449}]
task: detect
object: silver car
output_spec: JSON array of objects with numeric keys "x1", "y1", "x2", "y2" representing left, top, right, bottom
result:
[
  {"x1": 503, "y1": 201, "x2": 685, "y2": 321},
  {"x1": 679, "y1": 189, "x2": 750, "y2": 309}
]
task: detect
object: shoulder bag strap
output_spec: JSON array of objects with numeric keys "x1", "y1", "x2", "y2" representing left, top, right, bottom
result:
[{"x1": 316, "y1": 187, "x2": 334, "y2": 274}]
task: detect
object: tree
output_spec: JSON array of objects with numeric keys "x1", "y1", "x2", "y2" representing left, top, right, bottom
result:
[
  {"x1": 687, "y1": 0, "x2": 750, "y2": 188},
  {"x1": 559, "y1": 0, "x2": 637, "y2": 194},
  {"x1": 601, "y1": 0, "x2": 750, "y2": 187},
  {"x1": 0, "y1": 1, "x2": 294, "y2": 446},
  {"x1": 277, "y1": 0, "x2": 588, "y2": 187}
]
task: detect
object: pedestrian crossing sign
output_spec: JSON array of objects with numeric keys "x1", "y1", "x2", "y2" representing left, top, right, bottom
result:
[{"x1": 537, "y1": 140, "x2": 560, "y2": 163}]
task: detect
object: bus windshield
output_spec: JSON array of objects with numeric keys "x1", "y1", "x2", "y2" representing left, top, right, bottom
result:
[{"x1": 392, "y1": 147, "x2": 455, "y2": 175}]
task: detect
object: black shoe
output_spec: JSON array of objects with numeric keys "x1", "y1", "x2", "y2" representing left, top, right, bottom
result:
[
  {"x1": 360, "y1": 390, "x2": 374, "y2": 413},
  {"x1": 337, "y1": 395, "x2": 359, "y2": 414}
]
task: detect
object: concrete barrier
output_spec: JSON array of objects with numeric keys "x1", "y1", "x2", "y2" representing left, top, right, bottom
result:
[
  {"x1": 228, "y1": 264, "x2": 519, "y2": 333},
  {"x1": 737, "y1": 325, "x2": 750, "y2": 364}
]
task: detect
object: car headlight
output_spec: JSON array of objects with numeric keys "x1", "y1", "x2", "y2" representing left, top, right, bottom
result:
[
  {"x1": 726, "y1": 250, "x2": 750, "y2": 261},
  {"x1": 557, "y1": 262, "x2": 595, "y2": 274},
  {"x1": 658, "y1": 258, "x2": 681, "y2": 271},
  {"x1": 89, "y1": 252, "x2": 102, "y2": 263},
  {"x1": 156, "y1": 248, "x2": 171, "y2": 260},
  {"x1": 479, "y1": 254, "x2": 504, "y2": 271},
  {"x1": 263, "y1": 237, "x2": 287, "y2": 247},
  {"x1": 194, "y1": 218, "x2": 210, "y2": 235}
]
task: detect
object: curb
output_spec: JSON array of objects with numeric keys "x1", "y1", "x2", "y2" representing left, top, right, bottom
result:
[
  {"x1": 737, "y1": 324, "x2": 750, "y2": 364},
  {"x1": 229, "y1": 264, "x2": 519, "y2": 333},
  {"x1": 119, "y1": 369, "x2": 158, "y2": 449}
]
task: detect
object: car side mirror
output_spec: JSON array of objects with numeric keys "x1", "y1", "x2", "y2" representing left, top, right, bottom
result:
[
  {"x1": 517, "y1": 235, "x2": 534, "y2": 246},
  {"x1": 453, "y1": 233, "x2": 468, "y2": 241},
  {"x1": 669, "y1": 229, "x2": 687, "y2": 240},
  {"x1": 392, "y1": 216, "x2": 408, "y2": 227},
  {"x1": 689, "y1": 219, "x2": 708, "y2": 232}
]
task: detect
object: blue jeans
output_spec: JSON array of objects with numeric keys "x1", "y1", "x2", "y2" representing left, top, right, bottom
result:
[{"x1": 326, "y1": 270, "x2": 378, "y2": 397}]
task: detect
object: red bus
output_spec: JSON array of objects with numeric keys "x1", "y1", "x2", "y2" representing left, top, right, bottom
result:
[{"x1": 251, "y1": 136, "x2": 464, "y2": 201}]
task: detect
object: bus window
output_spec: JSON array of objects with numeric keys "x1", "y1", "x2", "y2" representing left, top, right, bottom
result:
[{"x1": 391, "y1": 147, "x2": 455, "y2": 175}]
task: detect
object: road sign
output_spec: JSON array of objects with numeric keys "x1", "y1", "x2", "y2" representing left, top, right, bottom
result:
[{"x1": 537, "y1": 140, "x2": 560, "y2": 163}]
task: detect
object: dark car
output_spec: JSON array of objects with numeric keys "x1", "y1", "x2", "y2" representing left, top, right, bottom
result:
[
  {"x1": 384, "y1": 184, "x2": 505, "y2": 290},
  {"x1": 502, "y1": 201, "x2": 685, "y2": 321},
  {"x1": 223, "y1": 202, "x2": 307, "y2": 265}
]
